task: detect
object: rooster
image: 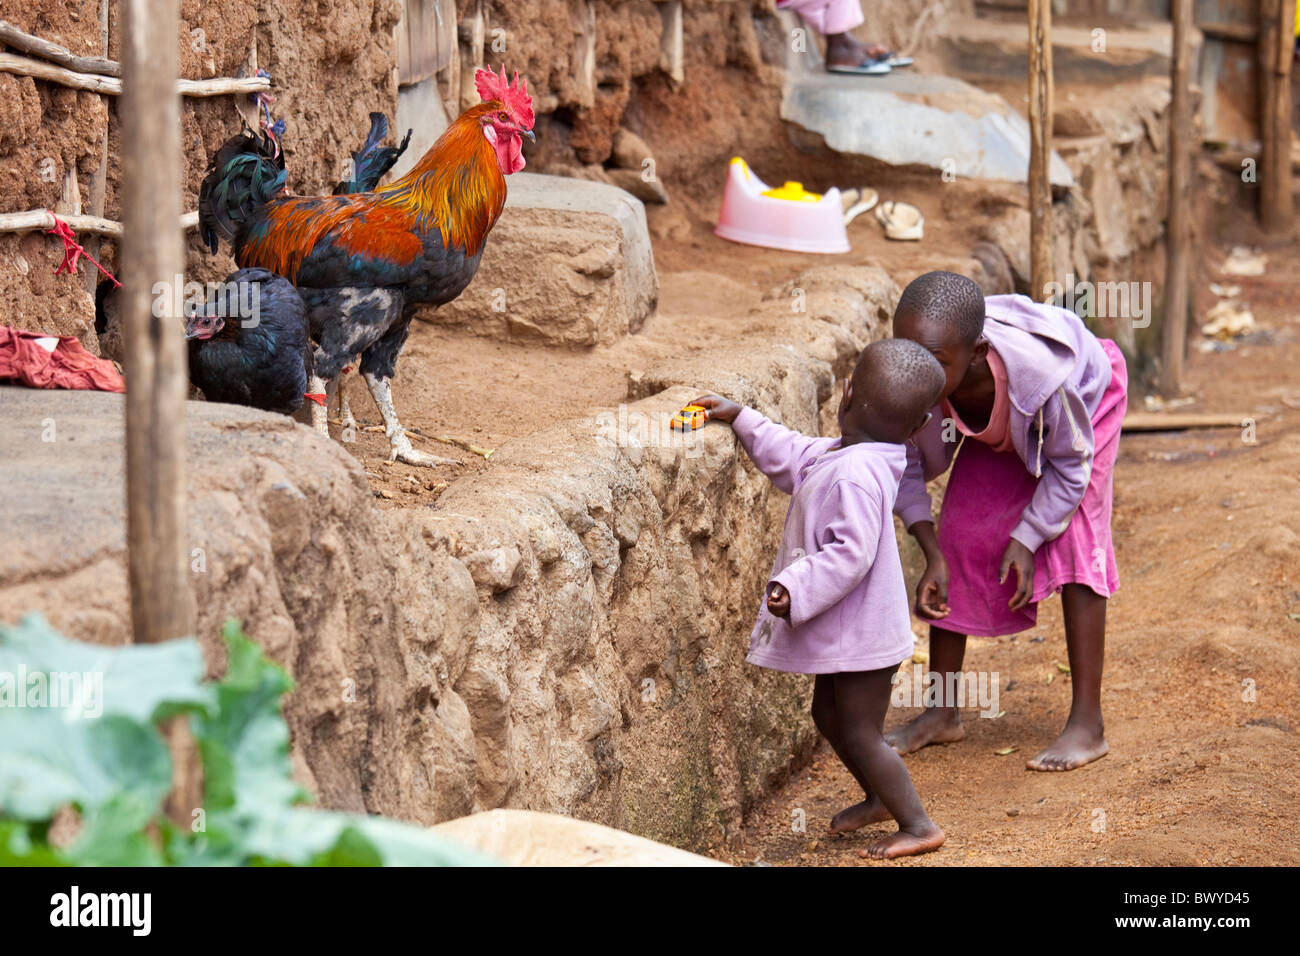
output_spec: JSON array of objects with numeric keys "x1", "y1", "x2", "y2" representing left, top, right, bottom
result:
[
  {"x1": 198, "y1": 67, "x2": 535, "y2": 466},
  {"x1": 185, "y1": 268, "x2": 314, "y2": 417}
]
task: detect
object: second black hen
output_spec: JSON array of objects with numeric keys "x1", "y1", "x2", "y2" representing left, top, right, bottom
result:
[{"x1": 185, "y1": 268, "x2": 313, "y2": 416}]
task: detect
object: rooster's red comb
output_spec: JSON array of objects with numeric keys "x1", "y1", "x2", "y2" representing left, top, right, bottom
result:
[{"x1": 475, "y1": 66, "x2": 535, "y2": 130}]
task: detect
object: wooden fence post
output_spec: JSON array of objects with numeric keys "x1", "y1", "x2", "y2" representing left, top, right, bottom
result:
[
  {"x1": 1259, "y1": 0, "x2": 1296, "y2": 233},
  {"x1": 1027, "y1": 0, "x2": 1053, "y2": 301},
  {"x1": 1161, "y1": 0, "x2": 1194, "y2": 396},
  {"x1": 121, "y1": 0, "x2": 197, "y2": 822}
]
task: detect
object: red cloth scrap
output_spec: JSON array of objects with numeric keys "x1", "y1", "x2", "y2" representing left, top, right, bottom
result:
[{"x1": 0, "y1": 325, "x2": 125, "y2": 393}]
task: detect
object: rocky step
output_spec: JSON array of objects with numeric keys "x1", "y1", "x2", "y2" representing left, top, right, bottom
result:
[{"x1": 936, "y1": 14, "x2": 1193, "y2": 86}]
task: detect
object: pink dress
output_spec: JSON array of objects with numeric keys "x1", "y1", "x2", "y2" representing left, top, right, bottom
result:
[
  {"x1": 936, "y1": 339, "x2": 1128, "y2": 636},
  {"x1": 776, "y1": 0, "x2": 865, "y2": 36}
]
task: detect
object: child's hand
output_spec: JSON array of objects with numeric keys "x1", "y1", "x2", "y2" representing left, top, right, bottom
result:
[
  {"x1": 766, "y1": 582, "x2": 791, "y2": 618},
  {"x1": 691, "y1": 394, "x2": 743, "y2": 424},
  {"x1": 999, "y1": 538, "x2": 1036, "y2": 611},
  {"x1": 915, "y1": 554, "x2": 951, "y2": 619}
]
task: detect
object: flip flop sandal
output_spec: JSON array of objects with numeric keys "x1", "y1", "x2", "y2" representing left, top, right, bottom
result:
[
  {"x1": 875, "y1": 200, "x2": 924, "y2": 241},
  {"x1": 841, "y1": 186, "x2": 880, "y2": 226},
  {"x1": 826, "y1": 57, "x2": 891, "y2": 76},
  {"x1": 881, "y1": 52, "x2": 914, "y2": 68}
]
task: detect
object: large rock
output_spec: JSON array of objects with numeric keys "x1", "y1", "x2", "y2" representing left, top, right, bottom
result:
[
  {"x1": 420, "y1": 172, "x2": 659, "y2": 348},
  {"x1": 776, "y1": 13, "x2": 1074, "y2": 188}
]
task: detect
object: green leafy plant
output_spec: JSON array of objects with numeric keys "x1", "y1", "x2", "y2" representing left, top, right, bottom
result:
[{"x1": 0, "y1": 615, "x2": 495, "y2": 867}]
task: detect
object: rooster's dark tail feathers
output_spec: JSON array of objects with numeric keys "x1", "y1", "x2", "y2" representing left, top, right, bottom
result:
[{"x1": 198, "y1": 128, "x2": 288, "y2": 255}]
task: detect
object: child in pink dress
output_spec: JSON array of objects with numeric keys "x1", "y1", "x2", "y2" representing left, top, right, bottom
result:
[
  {"x1": 888, "y1": 271, "x2": 1128, "y2": 772},
  {"x1": 693, "y1": 338, "x2": 948, "y2": 858}
]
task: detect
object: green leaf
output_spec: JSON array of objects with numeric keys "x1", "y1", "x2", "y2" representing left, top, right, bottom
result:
[
  {"x1": 0, "y1": 614, "x2": 209, "y2": 821},
  {"x1": 235, "y1": 806, "x2": 501, "y2": 867},
  {"x1": 0, "y1": 613, "x2": 211, "y2": 724},
  {"x1": 0, "y1": 711, "x2": 173, "y2": 822},
  {"x1": 0, "y1": 820, "x2": 70, "y2": 866},
  {"x1": 63, "y1": 795, "x2": 164, "y2": 866},
  {"x1": 1, "y1": 616, "x2": 498, "y2": 867},
  {"x1": 306, "y1": 825, "x2": 384, "y2": 867},
  {"x1": 194, "y1": 622, "x2": 306, "y2": 814}
]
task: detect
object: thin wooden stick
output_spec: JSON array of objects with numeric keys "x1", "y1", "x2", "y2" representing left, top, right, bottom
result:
[
  {"x1": 1027, "y1": 0, "x2": 1053, "y2": 301},
  {"x1": 1121, "y1": 412, "x2": 1251, "y2": 432},
  {"x1": 0, "y1": 19, "x2": 121, "y2": 76},
  {"x1": 0, "y1": 209, "x2": 199, "y2": 238},
  {"x1": 81, "y1": 0, "x2": 111, "y2": 299},
  {"x1": 0, "y1": 52, "x2": 269, "y2": 97},
  {"x1": 1161, "y1": 0, "x2": 1194, "y2": 397}
]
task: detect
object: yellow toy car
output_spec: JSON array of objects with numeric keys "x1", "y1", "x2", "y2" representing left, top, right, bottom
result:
[{"x1": 670, "y1": 404, "x2": 707, "y2": 431}]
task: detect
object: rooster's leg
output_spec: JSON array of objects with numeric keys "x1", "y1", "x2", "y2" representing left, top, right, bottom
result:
[
  {"x1": 328, "y1": 366, "x2": 357, "y2": 432},
  {"x1": 363, "y1": 371, "x2": 460, "y2": 467},
  {"x1": 339, "y1": 388, "x2": 356, "y2": 432},
  {"x1": 308, "y1": 374, "x2": 331, "y2": 437}
]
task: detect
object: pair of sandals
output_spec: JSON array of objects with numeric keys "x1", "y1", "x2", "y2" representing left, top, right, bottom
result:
[
  {"x1": 841, "y1": 187, "x2": 924, "y2": 241},
  {"x1": 827, "y1": 51, "x2": 914, "y2": 76}
]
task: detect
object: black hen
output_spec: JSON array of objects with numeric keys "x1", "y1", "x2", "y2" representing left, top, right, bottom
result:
[
  {"x1": 198, "y1": 127, "x2": 287, "y2": 255},
  {"x1": 185, "y1": 268, "x2": 313, "y2": 416},
  {"x1": 333, "y1": 112, "x2": 413, "y2": 194}
]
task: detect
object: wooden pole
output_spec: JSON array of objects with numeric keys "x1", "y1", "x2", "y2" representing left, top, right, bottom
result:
[
  {"x1": 122, "y1": 0, "x2": 198, "y2": 828},
  {"x1": 1161, "y1": 0, "x2": 1194, "y2": 396},
  {"x1": 81, "y1": 0, "x2": 111, "y2": 300},
  {"x1": 1027, "y1": 0, "x2": 1053, "y2": 301},
  {"x1": 121, "y1": 0, "x2": 192, "y2": 642},
  {"x1": 1259, "y1": 0, "x2": 1296, "y2": 233}
]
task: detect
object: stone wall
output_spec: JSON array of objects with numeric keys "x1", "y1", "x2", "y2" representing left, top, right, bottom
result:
[{"x1": 0, "y1": 262, "x2": 899, "y2": 849}]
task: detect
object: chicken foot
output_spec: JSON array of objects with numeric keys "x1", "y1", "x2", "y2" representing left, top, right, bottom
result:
[
  {"x1": 308, "y1": 374, "x2": 330, "y2": 437},
  {"x1": 363, "y1": 371, "x2": 460, "y2": 467}
]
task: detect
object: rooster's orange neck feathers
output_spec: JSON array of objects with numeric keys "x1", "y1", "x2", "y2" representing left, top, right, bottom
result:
[{"x1": 375, "y1": 103, "x2": 508, "y2": 257}]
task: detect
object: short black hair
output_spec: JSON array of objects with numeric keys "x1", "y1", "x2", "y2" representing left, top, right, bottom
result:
[
  {"x1": 894, "y1": 270, "x2": 985, "y2": 347},
  {"x1": 851, "y1": 338, "x2": 946, "y2": 424}
]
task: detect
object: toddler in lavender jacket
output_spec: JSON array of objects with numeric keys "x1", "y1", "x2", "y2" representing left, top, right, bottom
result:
[{"x1": 692, "y1": 338, "x2": 948, "y2": 859}]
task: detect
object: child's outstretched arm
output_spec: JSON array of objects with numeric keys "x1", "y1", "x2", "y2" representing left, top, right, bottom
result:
[
  {"x1": 770, "y1": 479, "x2": 882, "y2": 627},
  {"x1": 693, "y1": 394, "x2": 825, "y2": 495}
]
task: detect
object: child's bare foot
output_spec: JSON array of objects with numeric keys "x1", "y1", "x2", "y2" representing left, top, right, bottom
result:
[
  {"x1": 1026, "y1": 722, "x2": 1108, "y2": 771},
  {"x1": 861, "y1": 824, "x2": 945, "y2": 860},
  {"x1": 828, "y1": 796, "x2": 892, "y2": 834},
  {"x1": 885, "y1": 709, "x2": 964, "y2": 754}
]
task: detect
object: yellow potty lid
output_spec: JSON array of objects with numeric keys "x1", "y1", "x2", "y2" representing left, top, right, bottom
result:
[{"x1": 762, "y1": 181, "x2": 822, "y2": 203}]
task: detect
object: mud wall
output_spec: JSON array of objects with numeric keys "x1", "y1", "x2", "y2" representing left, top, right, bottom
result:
[{"x1": 0, "y1": 0, "x2": 400, "y2": 351}]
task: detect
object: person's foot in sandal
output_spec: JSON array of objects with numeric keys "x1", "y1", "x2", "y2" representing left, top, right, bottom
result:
[{"x1": 825, "y1": 31, "x2": 890, "y2": 70}]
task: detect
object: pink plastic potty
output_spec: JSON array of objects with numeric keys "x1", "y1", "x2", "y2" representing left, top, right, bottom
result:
[{"x1": 714, "y1": 157, "x2": 849, "y2": 254}]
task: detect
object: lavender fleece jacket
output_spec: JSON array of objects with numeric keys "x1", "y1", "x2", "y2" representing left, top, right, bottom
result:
[
  {"x1": 732, "y1": 407, "x2": 914, "y2": 675},
  {"x1": 894, "y1": 293, "x2": 1115, "y2": 552}
]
